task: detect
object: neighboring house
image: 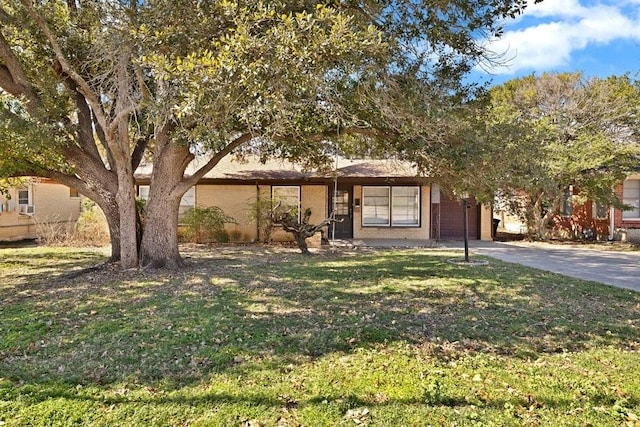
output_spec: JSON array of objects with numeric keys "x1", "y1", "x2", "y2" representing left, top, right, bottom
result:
[
  {"x1": 496, "y1": 173, "x2": 640, "y2": 242},
  {"x1": 614, "y1": 172, "x2": 640, "y2": 242},
  {"x1": 136, "y1": 156, "x2": 493, "y2": 243},
  {"x1": 549, "y1": 185, "x2": 611, "y2": 240},
  {"x1": 0, "y1": 179, "x2": 82, "y2": 242}
]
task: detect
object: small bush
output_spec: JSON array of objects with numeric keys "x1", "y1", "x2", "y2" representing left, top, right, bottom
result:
[
  {"x1": 229, "y1": 229, "x2": 243, "y2": 242},
  {"x1": 247, "y1": 196, "x2": 275, "y2": 243},
  {"x1": 34, "y1": 215, "x2": 74, "y2": 246},
  {"x1": 180, "y1": 206, "x2": 236, "y2": 243},
  {"x1": 74, "y1": 199, "x2": 110, "y2": 246}
]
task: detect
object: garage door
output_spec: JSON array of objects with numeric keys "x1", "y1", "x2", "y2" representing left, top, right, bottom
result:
[{"x1": 438, "y1": 193, "x2": 479, "y2": 240}]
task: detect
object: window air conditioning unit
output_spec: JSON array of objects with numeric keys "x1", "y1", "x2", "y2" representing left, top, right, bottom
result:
[{"x1": 19, "y1": 205, "x2": 35, "y2": 215}]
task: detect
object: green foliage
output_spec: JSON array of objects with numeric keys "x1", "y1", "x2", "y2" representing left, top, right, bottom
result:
[
  {"x1": 1, "y1": 246, "x2": 639, "y2": 425},
  {"x1": 180, "y1": 206, "x2": 236, "y2": 243},
  {"x1": 0, "y1": 0, "x2": 543, "y2": 267},
  {"x1": 481, "y1": 73, "x2": 640, "y2": 239},
  {"x1": 247, "y1": 195, "x2": 276, "y2": 243}
]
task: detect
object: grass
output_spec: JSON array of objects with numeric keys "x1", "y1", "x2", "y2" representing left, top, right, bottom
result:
[{"x1": 1, "y1": 245, "x2": 639, "y2": 426}]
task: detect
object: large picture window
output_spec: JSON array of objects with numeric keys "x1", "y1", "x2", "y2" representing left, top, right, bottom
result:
[
  {"x1": 623, "y1": 179, "x2": 640, "y2": 220},
  {"x1": 362, "y1": 186, "x2": 420, "y2": 227}
]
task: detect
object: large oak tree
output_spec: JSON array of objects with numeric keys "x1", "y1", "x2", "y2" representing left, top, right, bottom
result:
[{"x1": 0, "y1": 0, "x2": 540, "y2": 268}]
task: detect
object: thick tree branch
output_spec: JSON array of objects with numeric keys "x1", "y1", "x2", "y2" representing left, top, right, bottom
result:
[
  {"x1": 0, "y1": 33, "x2": 44, "y2": 115},
  {"x1": 182, "y1": 132, "x2": 254, "y2": 188}
]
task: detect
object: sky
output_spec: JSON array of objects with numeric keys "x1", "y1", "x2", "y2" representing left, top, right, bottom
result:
[{"x1": 474, "y1": 0, "x2": 640, "y2": 86}]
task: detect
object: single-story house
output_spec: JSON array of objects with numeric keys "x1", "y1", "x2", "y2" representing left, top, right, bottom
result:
[
  {"x1": 0, "y1": 178, "x2": 82, "y2": 242},
  {"x1": 136, "y1": 156, "x2": 493, "y2": 243}
]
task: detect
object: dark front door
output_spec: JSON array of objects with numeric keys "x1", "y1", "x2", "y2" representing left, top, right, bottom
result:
[{"x1": 329, "y1": 185, "x2": 353, "y2": 239}]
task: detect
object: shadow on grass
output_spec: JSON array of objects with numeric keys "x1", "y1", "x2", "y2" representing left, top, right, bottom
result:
[{"x1": 1, "y1": 247, "x2": 638, "y2": 394}]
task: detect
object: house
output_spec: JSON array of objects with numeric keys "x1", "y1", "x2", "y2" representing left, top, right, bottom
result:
[
  {"x1": 495, "y1": 172, "x2": 640, "y2": 243},
  {"x1": 614, "y1": 172, "x2": 640, "y2": 242},
  {"x1": 0, "y1": 178, "x2": 82, "y2": 242},
  {"x1": 136, "y1": 156, "x2": 494, "y2": 243}
]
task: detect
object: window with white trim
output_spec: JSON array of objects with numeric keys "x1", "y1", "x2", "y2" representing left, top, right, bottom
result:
[
  {"x1": 623, "y1": 179, "x2": 640, "y2": 219},
  {"x1": 559, "y1": 186, "x2": 573, "y2": 217},
  {"x1": 362, "y1": 186, "x2": 420, "y2": 227},
  {"x1": 18, "y1": 189, "x2": 29, "y2": 206},
  {"x1": 137, "y1": 185, "x2": 196, "y2": 215},
  {"x1": 272, "y1": 186, "x2": 301, "y2": 219},
  {"x1": 592, "y1": 201, "x2": 608, "y2": 219},
  {"x1": 16, "y1": 187, "x2": 34, "y2": 215}
]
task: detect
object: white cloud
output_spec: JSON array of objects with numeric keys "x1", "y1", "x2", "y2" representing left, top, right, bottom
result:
[{"x1": 481, "y1": 1, "x2": 640, "y2": 75}]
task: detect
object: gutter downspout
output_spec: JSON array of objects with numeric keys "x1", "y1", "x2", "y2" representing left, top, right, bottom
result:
[
  {"x1": 256, "y1": 182, "x2": 260, "y2": 242},
  {"x1": 609, "y1": 205, "x2": 615, "y2": 241},
  {"x1": 331, "y1": 151, "x2": 338, "y2": 250}
]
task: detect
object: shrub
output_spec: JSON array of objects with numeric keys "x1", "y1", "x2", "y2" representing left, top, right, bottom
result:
[
  {"x1": 180, "y1": 207, "x2": 236, "y2": 243},
  {"x1": 74, "y1": 199, "x2": 110, "y2": 246},
  {"x1": 247, "y1": 196, "x2": 275, "y2": 243}
]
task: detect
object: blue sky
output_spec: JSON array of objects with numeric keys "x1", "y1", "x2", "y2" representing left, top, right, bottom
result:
[{"x1": 474, "y1": 0, "x2": 640, "y2": 86}]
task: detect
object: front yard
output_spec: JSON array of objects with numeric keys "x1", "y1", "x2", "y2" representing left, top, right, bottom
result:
[{"x1": 1, "y1": 245, "x2": 638, "y2": 426}]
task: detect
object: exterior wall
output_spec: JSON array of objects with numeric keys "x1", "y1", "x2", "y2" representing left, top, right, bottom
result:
[
  {"x1": 270, "y1": 185, "x2": 328, "y2": 242},
  {"x1": 195, "y1": 184, "x2": 328, "y2": 243},
  {"x1": 352, "y1": 185, "x2": 431, "y2": 240},
  {"x1": 614, "y1": 174, "x2": 640, "y2": 242},
  {"x1": 0, "y1": 181, "x2": 81, "y2": 242},
  {"x1": 196, "y1": 184, "x2": 258, "y2": 241},
  {"x1": 551, "y1": 187, "x2": 610, "y2": 240},
  {"x1": 480, "y1": 205, "x2": 493, "y2": 241}
]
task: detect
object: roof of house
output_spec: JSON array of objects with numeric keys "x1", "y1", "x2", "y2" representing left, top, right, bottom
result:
[{"x1": 136, "y1": 155, "x2": 422, "y2": 184}]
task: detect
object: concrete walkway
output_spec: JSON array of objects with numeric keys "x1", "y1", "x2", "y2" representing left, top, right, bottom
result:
[{"x1": 341, "y1": 239, "x2": 640, "y2": 292}]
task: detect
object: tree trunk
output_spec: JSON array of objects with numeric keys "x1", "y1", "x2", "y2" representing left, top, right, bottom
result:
[
  {"x1": 116, "y1": 171, "x2": 139, "y2": 269},
  {"x1": 93, "y1": 195, "x2": 121, "y2": 263},
  {"x1": 139, "y1": 131, "x2": 192, "y2": 269},
  {"x1": 140, "y1": 188, "x2": 183, "y2": 269},
  {"x1": 295, "y1": 233, "x2": 310, "y2": 255}
]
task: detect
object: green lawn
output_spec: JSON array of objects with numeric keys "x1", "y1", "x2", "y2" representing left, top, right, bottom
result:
[{"x1": 1, "y1": 245, "x2": 639, "y2": 426}]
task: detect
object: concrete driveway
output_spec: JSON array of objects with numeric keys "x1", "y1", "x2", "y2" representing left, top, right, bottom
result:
[
  {"x1": 469, "y1": 241, "x2": 640, "y2": 292},
  {"x1": 347, "y1": 239, "x2": 640, "y2": 292}
]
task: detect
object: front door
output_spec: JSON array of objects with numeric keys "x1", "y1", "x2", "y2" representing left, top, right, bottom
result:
[{"x1": 329, "y1": 185, "x2": 353, "y2": 239}]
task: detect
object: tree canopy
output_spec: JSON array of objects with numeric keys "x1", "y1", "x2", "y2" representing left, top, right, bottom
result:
[
  {"x1": 1, "y1": 0, "x2": 542, "y2": 268},
  {"x1": 479, "y1": 73, "x2": 640, "y2": 239}
]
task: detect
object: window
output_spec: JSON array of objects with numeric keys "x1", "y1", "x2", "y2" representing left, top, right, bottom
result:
[
  {"x1": 559, "y1": 186, "x2": 573, "y2": 216},
  {"x1": 362, "y1": 186, "x2": 420, "y2": 227},
  {"x1": 392, "y1": 187, "x2": 420, "y2": 226},
  {"x1": 138, "y1": 185, "x2": 150, "y2": 201},
  {"x1": 623, "y1": 179, "x2": 640, "y2": 220},
  {"x1": 179, "y1": 187, "x2": 195, "y2": 214},
  {"x1": 272, "y1": 186, "x2": 300, "y2": 219},
  {"x1": 362, "y1": 186, "x2": 390, "y2": 226},
  {"x1": 17, "y1": 187, "x2": 34, "y2": 215},
  {"x1": 593, "y1": 201, "x2": 608, "y2": 219},
  {"x1": 332, "y1": 190, "x2": 350, "y2": 215},
  {"x1": 137, "y1": 185, "x2": 196, "y2": 215},
  {"x1": 18, "y1": 189, "x2": 29, "y2": 206}
]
